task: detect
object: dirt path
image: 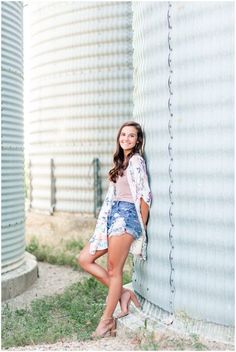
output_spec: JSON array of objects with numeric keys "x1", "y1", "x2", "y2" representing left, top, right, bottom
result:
[{"x1": 7, "y1": 336, "x2": 137, "y2": 351}]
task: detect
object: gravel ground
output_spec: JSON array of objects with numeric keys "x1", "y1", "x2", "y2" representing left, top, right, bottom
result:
[
  {"x1": 2, "y1": 262, "x2": 87, "y2": 311},
  {"x1": 7, "y1": 336, "x2": 137, "y2": 351}
]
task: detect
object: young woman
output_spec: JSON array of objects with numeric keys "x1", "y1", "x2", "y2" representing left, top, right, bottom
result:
[{"x1": 77, "y1": 121, "x2": 152, "y2": 338}]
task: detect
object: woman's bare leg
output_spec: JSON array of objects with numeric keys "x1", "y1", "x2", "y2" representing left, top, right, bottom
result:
[
  {"x1": 77, "y1": 240, "x2": 135, "y2": 316},
  {"x1": 101, "y1": 233, "x2": 134, "y2": 319},
  {"x1": 77, "y1": 243, "x2": 129, "y2": 293},
  {"x1": 93, "y1": 233, "x2": 134, "y2": 336},
  {"x1": 77, "y1": 243, "x2": 109, "y2": 286}
]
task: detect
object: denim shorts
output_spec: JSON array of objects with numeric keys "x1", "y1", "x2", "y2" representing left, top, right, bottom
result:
[{"x1": 107, "y1": 201, "x2": 142, "y2": 240}]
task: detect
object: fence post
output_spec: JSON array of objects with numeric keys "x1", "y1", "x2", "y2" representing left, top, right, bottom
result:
[
  {"x1": 28, "y1": 159, "x2": 32, "y2": 210},
  {"x1": 92, "y1": 158, "x2": 102, "y2": 218},
  {"x1": 50, "y1": 158, "x2": 56, "y2": 215}
]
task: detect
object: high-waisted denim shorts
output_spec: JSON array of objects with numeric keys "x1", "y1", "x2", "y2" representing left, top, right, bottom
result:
[{"x1": 107, "y1": 201, "x2": 142, "y2": 240}]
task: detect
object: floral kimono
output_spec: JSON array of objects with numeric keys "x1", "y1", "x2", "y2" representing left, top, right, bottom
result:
[{"x1": 89, "y1": 153, "x2": 152, "y2": 260}]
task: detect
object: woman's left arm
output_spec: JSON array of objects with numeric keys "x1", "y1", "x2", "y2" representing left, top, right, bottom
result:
[{"x1": 130, "y1": 155, "x2": 152, "y2": 226}]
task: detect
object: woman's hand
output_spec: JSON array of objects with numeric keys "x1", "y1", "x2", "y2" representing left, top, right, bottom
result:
[{"x1": 140, "y1": 197, "x2": 149, "y2": 228}]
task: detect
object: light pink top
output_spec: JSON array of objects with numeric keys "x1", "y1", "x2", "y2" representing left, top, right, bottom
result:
[{"x1": 114, "y1": 168, "x2": 134, "y2": 203}]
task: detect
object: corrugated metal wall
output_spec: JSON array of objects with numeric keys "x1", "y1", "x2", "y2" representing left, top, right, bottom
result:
[
  {"x1": 1, "y1": 1, "x2": 25, "y2": 273},
  {"x1": 28, "y1": 2, "x2": 133, "y2": 213},
  {"x1": 132, "y1": 2, "x2": 234, "y2": 326}
]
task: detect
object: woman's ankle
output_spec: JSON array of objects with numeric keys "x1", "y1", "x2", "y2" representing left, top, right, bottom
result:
[{"x1": 100, "y1": 315, "x2": 113, "y2": 321}]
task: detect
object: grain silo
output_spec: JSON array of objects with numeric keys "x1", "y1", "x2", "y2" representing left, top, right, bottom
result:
[
  {"x1": 27, "y1": 2, "x2": 133, "y2": 215},
  {"x1": 1, "y1": 1, "x2": 37, "y2": 300},
  {"x1": 132, "y1": 1, "x2": 234, "y2": 328}
]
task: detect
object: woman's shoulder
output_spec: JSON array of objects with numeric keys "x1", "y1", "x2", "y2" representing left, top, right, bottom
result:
[
  {"x1": 130, "y1": 153, "x2": 145, "y2": 164},
  {"x1": 129, "y1": 153, "x2": 147, "y2": 171}
]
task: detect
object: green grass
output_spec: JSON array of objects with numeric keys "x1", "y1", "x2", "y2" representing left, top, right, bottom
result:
[
  {"x1": 138, "y1": 330, "x2": 160, "y2": 350},
  {"x1": 5, "y1": 236, "x2": 132, "y2": 348},
  {"x1": 26, "y1": 237, "x2": 85, "y2": 270},
  {"x1": 65, "y1": 239, "x2": 84, "y2": 251},
  {"x1": 2, "y1": 277, "x2": 107, "y2": 349},
  {"x1": 190, "y1": 333, "x2": 209, "y2": 350}
]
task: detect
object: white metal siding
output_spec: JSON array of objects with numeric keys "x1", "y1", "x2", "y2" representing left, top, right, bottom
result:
[
  {"x1": 28, "y1": 2, "x2": 133, "y2": 213},
  {"x1": 1, "y1": 1, "x2": 25, "y2": 272},
  {"x1": 132, "y1": 1, "x2": 234, "y2": 326}
]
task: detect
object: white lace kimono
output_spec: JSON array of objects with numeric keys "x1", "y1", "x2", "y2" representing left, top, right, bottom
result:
[{"x1": 89, "y1": 153, "x2": 152, "y2": 260}]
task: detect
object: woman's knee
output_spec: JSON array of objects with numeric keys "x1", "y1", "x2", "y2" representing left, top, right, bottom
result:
[
  {"x1": 77, "y1": 244, "x2": 107, "y2": 269},
  {"x1": 76, "y1": 250, "x2": 90, "y2": 269},
  {"x1": 107, "y1": 261, "x2": 122, "y2": 278}
]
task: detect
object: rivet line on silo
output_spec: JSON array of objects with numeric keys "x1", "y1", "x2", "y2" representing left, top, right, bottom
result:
[{"x1": 167, "y1": 1, "x2": 175, "y2": 324}]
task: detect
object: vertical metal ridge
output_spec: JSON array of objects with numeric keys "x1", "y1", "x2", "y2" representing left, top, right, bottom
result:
[{"x1": 167, "y1": 2, "x2": 175, "y2": 323}]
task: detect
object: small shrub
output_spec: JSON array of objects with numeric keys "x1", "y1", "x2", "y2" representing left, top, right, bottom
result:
[
  {"x1": 65, "y1": 239, "x2": 84, "y2": 251},
  {"x1": 26, "y1": 237, "x2": 39, "y2": 253},
  {"x1": 26, "y1": 237, "x2": 84, "y2": 270},
  {"x1": 190, "y1": 333, "x2": 209, "y2": 350}
]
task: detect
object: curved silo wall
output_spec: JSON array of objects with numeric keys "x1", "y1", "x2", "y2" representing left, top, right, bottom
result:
[
  {"x1": 1, "y1": 1, "x2": 25, "y2": 273},
  {"x1": 28, "y1": 2, "x2": 133, "y2": 214},
  {"x1": 132, "y1": 2, "x2": 234, "y2": 326}
]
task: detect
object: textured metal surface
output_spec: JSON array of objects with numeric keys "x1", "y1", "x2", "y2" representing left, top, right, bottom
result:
[
  {"x1": 132, "y1": 2, "x2": 234, "y2": 326},
  {"x1": 1, "y1": 1, "x2": 25, "y2": 272},
  {"x1": 27, "y1": 1, "x2": 133, "y2": 213}
]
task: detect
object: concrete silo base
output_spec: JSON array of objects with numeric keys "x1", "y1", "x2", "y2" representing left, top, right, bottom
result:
[
  {"x1": 115, "y1": 283, "x2": 235, "y2": 347},
  {"x1": 1, "y1": 252, "x2": 38, "y2": 302}
]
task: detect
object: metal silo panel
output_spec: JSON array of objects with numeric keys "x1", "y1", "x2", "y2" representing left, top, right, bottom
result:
[
  {"x1": 172, "y1": 1, "x2": 234, "y2": 326},
  {"x1": 28, "y1": 2, "x2": 133, "y2": 214},
  {"x1": 1, "y1": 1, "x2": 25, "y2": 272},
  {"x1": 132, "y1": 2, "x2": 234, "y2": 326},
  {"x1": 132, "y1": 0, "x2": 172, "y2": 313}
]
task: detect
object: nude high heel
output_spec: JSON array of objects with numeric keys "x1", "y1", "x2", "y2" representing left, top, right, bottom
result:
[
  {"x1": 91, "y1": 317, "x2": 117, "y2": 339},
  {"x1": 117, "y1": 291, "x2": 131, "y2": 318},
  {"x1": 117, "y1": 289, "x2": 141, "y2": 318},
  {"x1": 110, "y1": 318, "x2": 117, "y2": 337},
  {"x1": 106, "y1": 289, "x2": 141, "y2": 308},
  {"x1": 128, "y1": 289, "x2": 142, "y2": 308}
]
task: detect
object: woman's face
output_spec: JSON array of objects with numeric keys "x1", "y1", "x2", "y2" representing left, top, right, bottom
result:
[{"x1": 119, "y1": 126, "x2": 138, "y2": 154}]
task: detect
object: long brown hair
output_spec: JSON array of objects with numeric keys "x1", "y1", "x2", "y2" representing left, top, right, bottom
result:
[{"x1": 108, "y1": 121, "x2": 144, "y2": 183}]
